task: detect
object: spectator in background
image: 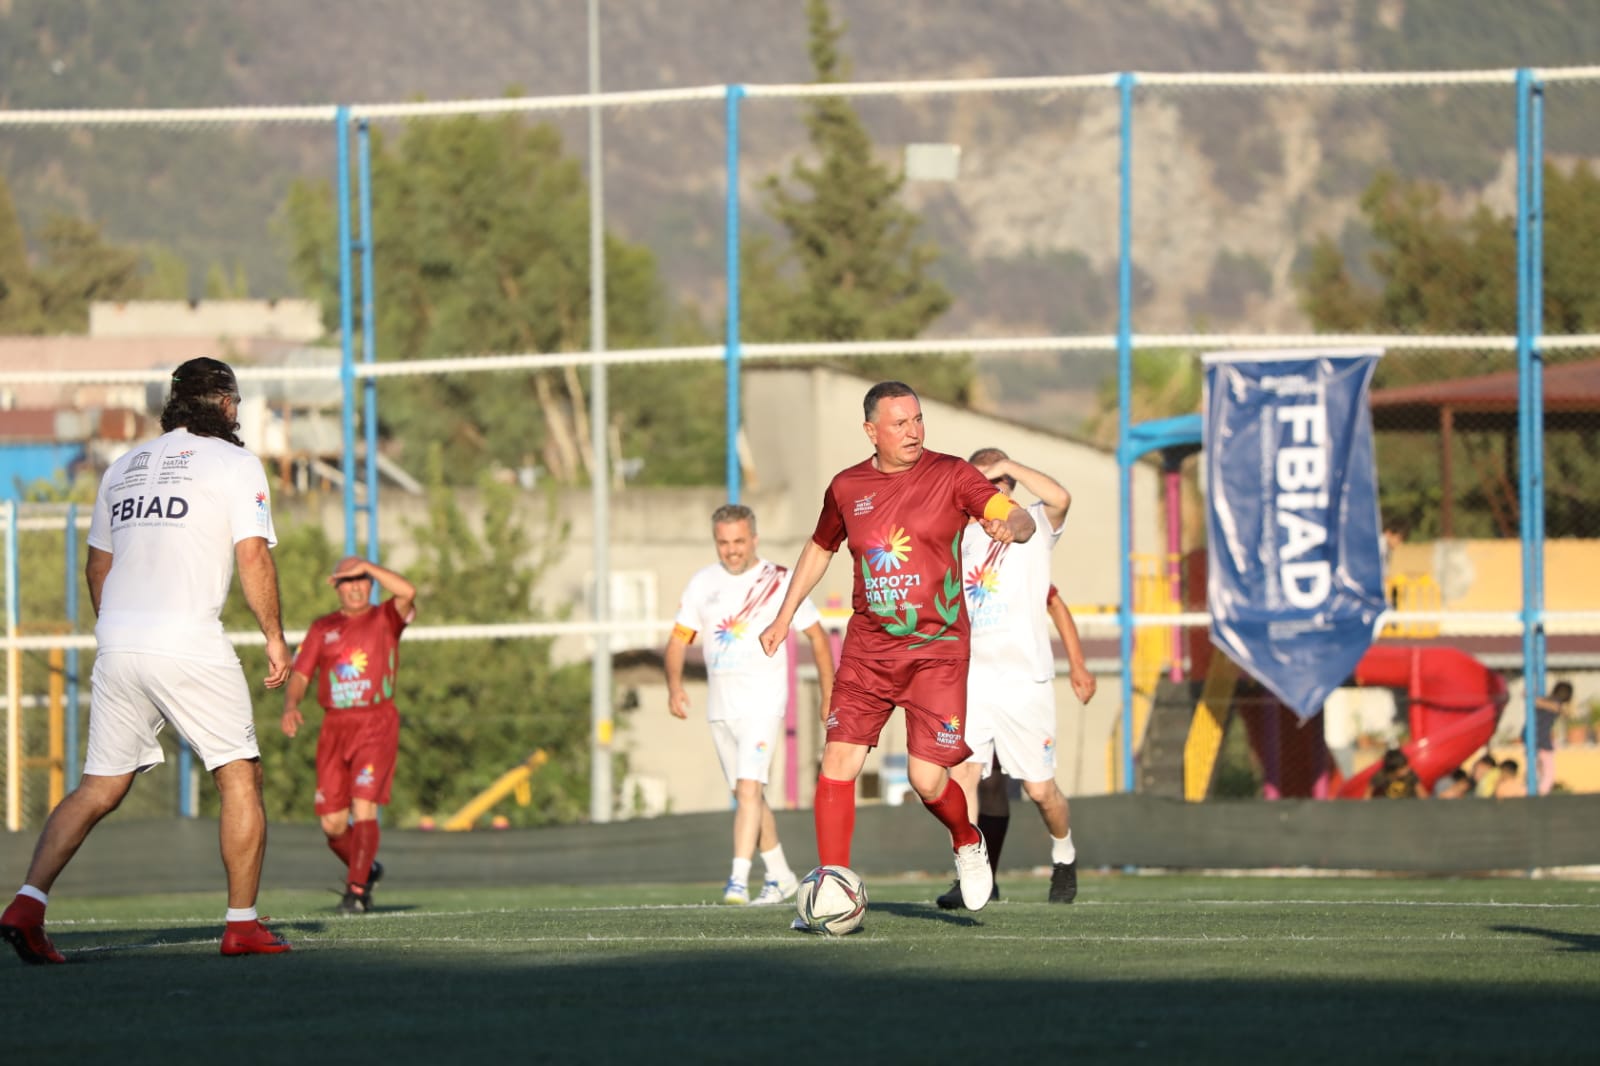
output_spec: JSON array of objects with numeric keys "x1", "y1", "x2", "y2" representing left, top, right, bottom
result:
[
  {"x1": 1433, "y1": 768, "x2": 1473, "y2": 799},
  {"x1": 1368, "y1": 748, "x2": 1423, "y2": 799},
  {"x1": 1494, "y1": 758, "x2": 1523, "y2": 799},
  {"x1": 1530, "y1": 681, "x2": 1574, "y2": 796},
  {"x1": 1470, "y1": 754, "x2": 1501, "y2": 798}
]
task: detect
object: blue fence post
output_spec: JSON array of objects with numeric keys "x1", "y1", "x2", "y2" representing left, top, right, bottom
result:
[
  {"x1": 335, "y1": 104, "x2": 359, "y2": 556},
  {"x1": 1116, "y1": 71, "x2": 1137, "y2": 794},
  {"x1": 724, "y1": 84, "x2": 745, "y2": 504},
  {"x1": 64, "y1": 503, "x2": 80, "y2": 791},
  {"x1": 1515, "y1": 69, "x2": 1548, "y2": 796},
  {"x1": 358, "y1": 117, "x2": 381, "y2": 567}
]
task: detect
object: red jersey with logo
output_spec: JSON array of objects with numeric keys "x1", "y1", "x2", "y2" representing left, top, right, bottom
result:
[
  {"x1": 292, "y1": 599, "x2": 409, "y2": 711},
  {"x1": 812, "y1": 449, "x2": 1003, "y2": 662}
]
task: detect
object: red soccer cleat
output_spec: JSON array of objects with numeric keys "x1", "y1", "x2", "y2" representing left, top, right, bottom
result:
[
  {"x1": 219, "y1": 920, "x2": 293, "y2": 957},
  {"x1": 0, "y1": 920, "x2": 66, "y2": 965}
]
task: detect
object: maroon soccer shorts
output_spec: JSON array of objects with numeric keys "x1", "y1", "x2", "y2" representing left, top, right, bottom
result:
[
  {"x1": 827, "y1": 657, "x2": 971, "y2": 767},
  {"x1": 314, "y1": 705, "x2": 400, "y2": 814}
]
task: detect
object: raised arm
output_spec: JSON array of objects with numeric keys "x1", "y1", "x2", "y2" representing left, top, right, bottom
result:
[
  {"x1": 759, "y1": 540, "x2": 836, "y2": 657},
  {"x1": 236, "y1": 536, "x2": 291, "y2": 689},
  {"x1": 985, "y1": 457, "x2": 1071, "y2": 532},
  {"x1": 332, "y1": 557, "x2": 418, "y2": 620}
]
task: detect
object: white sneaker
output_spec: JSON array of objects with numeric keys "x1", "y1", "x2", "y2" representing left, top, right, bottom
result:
[
  {"x1": 954, "y1": 831, "x2": 994, "y2": 912},
  {"x1": 722, "y1": 878, "x2": 749, "y2": 905},
  {"x1": 751, "y1": 877, "x2": 799, "y2": 905}
]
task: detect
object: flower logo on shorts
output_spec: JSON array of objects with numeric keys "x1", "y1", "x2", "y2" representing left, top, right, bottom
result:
[
  {"x1": 356, "y1": 763, "x2": 376, "y2": 787},
  {"x1": 866, "y1": 526, "x2": 912, "y2": 573},
  {"x1": 756, "y1": 741, "x2": 768, "y2": 754},
  {"x1": 336, "y1": 649, "x2": 369, "y2": 681}
]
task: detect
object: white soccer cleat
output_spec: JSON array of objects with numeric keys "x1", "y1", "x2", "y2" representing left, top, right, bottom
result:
[
  {"x1": 751, "y1": 876, "x2": 800, "y2": 906},
  {"x1": 953, "y1": 831, "x2": 994, "y2": 912},
  {"x1": 722, "y1": 878, "x2": 750, "y2": 905}
]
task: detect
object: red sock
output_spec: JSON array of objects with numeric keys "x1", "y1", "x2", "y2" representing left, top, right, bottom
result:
[
  {"x1": 347, "y1": 819, "x2": 380, "y2": 891},
  {"x1": 2, "y1": 894, "x2": 44, "y2": 926},
  {"x1": 924, "y1": 778, "x2": 980, "y2": 850},
  {"x1": 327, "y1": 829, "x2": 354, "y2": 866},
  {"x1": 814, "y1": 775, "x2": 856, "y2": 868}
]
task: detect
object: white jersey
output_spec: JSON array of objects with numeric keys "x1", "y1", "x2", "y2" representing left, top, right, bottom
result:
[
  {"x1": 88, "y1": 427, "x2": 278, "y2": 665},
  {"x1": 673, "y1": 558, "x2": 822, "y2": 721},
  {"x1": 962, "y1": 500, "x2": 1063, "y2": 683}
]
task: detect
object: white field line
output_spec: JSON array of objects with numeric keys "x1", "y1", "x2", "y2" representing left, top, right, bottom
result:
[{"x1": 40, "y1": 896, "x2": 1600, "y2": 930}]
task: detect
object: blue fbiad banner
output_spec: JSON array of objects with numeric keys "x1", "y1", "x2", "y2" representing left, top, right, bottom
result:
[{"x1": 1203, "y1": 348, "x2": 1387, "y2": 720}]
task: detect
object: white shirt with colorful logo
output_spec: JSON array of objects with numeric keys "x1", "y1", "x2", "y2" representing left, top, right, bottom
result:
[
  {"x1": 88, "y1": 427, "x2": 277, "y2": 664},
  {"x1": 962, "y1": 500, "x2": 1063, "y2": 683},
  {"x1": 673, "y1": 559, "x2": 821, "y2": 722}
]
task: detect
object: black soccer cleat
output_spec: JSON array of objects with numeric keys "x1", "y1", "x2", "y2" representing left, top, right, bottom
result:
[
  {"x1": 337, "y1": 889, "x2": 369, "y2": 916},
  {"x1": 1049, "y1": 861, "x2": 1078, "y2": 904}
]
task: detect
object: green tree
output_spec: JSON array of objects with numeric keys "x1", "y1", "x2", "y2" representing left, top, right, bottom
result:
[
  {"x1": 1298, "y1": 165, "x2": 1600, "y2": 538},
  {"x1": 743, "y1": 0, "x2": 967, "y2": 404},
  {"x1": 284, "y1": 114, "x2": 720, "y2": 488},
  {"x1": 236, "y1": 453, "x2": 595, "y2": 827}
]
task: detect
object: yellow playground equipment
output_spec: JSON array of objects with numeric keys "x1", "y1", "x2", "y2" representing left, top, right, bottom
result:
[{"x1": 442, "y1": 749, "x2": 550, "y2": 830}]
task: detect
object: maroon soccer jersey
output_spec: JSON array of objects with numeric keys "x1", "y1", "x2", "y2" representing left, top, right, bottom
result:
[
  {"x1": 292, "y1": 599, "x2": 410, "y2": 711},
  {"x1": 812, "y1": 449, "x2": 1002, "y2": 661}
]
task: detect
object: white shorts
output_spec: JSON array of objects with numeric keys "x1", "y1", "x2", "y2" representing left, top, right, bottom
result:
[
  {"x1": 709, "y1": 715, "x2": 783, "y2": 789},
  {"x1": 85, "y1": 651, "x2": 260, "y2": 775},
  {"x1": 962, "y1": 670, "x2": 1057, "y2": 783}
]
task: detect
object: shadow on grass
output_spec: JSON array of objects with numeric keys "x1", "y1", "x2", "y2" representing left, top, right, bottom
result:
[
  {"x1": 1491, "y1": 924, "x2": 1600, "y2": 953},
  {"x1": 870, "y1": 900, "x2": 982, "y2": 926}
]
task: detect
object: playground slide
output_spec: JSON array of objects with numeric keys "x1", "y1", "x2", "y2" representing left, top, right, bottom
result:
[{"x1": 1333, "y1": 645, "x2": 1507, "y2": 799}]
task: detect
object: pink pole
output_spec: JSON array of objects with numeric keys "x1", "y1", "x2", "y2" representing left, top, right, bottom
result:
[
  {"x1": 784, "y1": 633, "x2": 799, "y2": 809},
  {"x1": 1165, "y1": 463, "x2": 1184, "y2": 682}
]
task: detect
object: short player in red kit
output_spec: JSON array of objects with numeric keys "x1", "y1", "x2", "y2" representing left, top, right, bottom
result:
[
  {"x1": 282, "y1": 556, "x2": 416, "y2": 914},
  {"x1": 760, "y1": 381, "x2": 1036, "y2": 921}
]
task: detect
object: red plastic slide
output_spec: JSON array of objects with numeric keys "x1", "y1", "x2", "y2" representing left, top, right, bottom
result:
[{"x1": 1334, "y1": 645, "x2": 1507, "y2": 799}]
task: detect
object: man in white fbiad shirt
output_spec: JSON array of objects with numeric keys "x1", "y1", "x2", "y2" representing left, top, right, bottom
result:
[
  {"x1": 665, "y1": 504, "x2": 835, "y2": 906},
  {"x1": 1, "y1": 357, "x2": 294, "y2": 965},
  {"x1": 941, "y1": 446, "x2": 1089, "y2": 908}
]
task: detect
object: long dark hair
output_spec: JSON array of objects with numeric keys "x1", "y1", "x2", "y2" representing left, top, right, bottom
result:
[{"x1": 160, "y1": 357, "x2": 244, "y2": 447}]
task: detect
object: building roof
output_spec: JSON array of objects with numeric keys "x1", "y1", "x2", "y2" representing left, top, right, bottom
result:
[{"x1": 1369, "y1": 358, "x2": 1600, "y2": 429}]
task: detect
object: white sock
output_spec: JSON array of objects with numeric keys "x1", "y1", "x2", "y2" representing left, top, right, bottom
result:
[
  {"x1": 761, "y1": 845, "x2": 795, "y2": 884},
  {"x1": 225, "y1": 907, "x2": 258, "y2": 923},
  {"x1": 1051, "y1": 831, "x2": 1076, "y2": 866},
  {"x1": 729, "y1": 857, "x2": 752, "y2": 886},
  {"x1": 18, "y1": 884, "x2": 49, "y2": 906}
]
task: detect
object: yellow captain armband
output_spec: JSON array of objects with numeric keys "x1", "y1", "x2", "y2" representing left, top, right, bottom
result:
[
  {"x1": 982, "y1": 493, "x2": 1018, "y2": 522},
  {"x1": 671, "y1": 623, "x2": 698, "y2": 644}
]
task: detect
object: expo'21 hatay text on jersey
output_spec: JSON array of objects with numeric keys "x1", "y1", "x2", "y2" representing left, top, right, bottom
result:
[
  {"x1": 87, "y1": 427, "x2": 277, "y2": 665},
  {"x1": 811, "y1": 449, "x2": 1002, "y2": 663}
]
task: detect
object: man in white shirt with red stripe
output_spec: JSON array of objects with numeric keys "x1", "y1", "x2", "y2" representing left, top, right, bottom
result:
[
  {"x1": 665, "y1": 504, "x2": 835, "y2": 905},
  {"x1": 2, "y1": 357, "x2": 293, "y2": 964},
  {"x1": 941, "y1": 447, "x2": 1083, "y2": 906}
]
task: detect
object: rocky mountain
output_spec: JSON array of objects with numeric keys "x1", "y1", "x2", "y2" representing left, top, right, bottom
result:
[{"x1": 2, "y1": 0, "x2": 1598, "y2": 429}]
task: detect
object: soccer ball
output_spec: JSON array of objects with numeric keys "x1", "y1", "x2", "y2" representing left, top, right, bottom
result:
[{"x1": 794, "y1": 864, "x2": 868, "y2": 935}]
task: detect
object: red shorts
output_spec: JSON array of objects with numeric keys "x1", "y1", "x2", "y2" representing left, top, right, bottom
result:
[
  {"x1": 827, "y1": 656, "x2": 971, "y2": 767},
  {"x1": 314, "y1": 705, "x2": 400, "y2": 814}
]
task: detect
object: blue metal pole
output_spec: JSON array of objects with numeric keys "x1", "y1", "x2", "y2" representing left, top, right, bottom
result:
[
  {"x1": 358, "y1": 118, "x2": 381, "y2": 567},
  {"x1": 724, "y1": 84, "x2": 745, "y2": 504},
  {"x1": 64, "y1": 503, "x2": 79, "y2": 791},
  {"x1": 1514, "y1": 69, "x2": 1546, "y2": 796},
  {"x1": 1116, "y1": 72, "x2": 1137, "y2": 794},
  {"x1": 335, "y1": 105, "x2": 359, "y2": 556}
]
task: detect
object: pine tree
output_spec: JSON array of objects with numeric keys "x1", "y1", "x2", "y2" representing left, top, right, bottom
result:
[{"x1": 744, "y1": 0, "x2": 968, "y2": 404}]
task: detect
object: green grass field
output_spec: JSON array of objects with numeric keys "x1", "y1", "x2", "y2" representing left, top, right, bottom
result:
[{"x1": 5, "y1": 873, "x2": 1599, "y2": 1064}]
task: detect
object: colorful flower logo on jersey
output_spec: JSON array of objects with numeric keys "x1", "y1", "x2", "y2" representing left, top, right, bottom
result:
[
  {"x1": 1042, "y1": 737, "x2": 1055, "y2": 755},
  {"x1": 942, "y1": 714, "x2": 962, "y2": 733},
  {"x1": 254, "y1": 491, "x2": 268, "y2": 511},
  {"x1": 756, "y1": 741, "x2": 769, "y2": 755},
  {"x1": 335, "y1": 649, "x2": 369, "y2": 681},
  {"x1": 175, "y1": 449, "x2": 195, "y2": 460},
  {"x1": 964, "y1": 564, "x2": 1000, "y2": 606},
  {"x1": 714, "y1": 617, "x2": 748, "y2": 646},
  {"x1": 866, "y1": 526, "x2": 912, "y2": 573}
]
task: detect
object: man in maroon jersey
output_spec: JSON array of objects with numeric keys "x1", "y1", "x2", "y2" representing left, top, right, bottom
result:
[
  {"x1": 282, "y1": 556, "x2": 417, "y2": 914},
  {"x1": 760, "y1": 381, "x2": 1035, "y2": 921}
]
